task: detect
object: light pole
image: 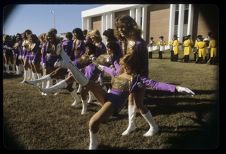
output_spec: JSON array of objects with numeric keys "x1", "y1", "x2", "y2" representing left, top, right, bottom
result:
[{"x1": 50, "y1": 10, "x2": 55, "y2": 28}]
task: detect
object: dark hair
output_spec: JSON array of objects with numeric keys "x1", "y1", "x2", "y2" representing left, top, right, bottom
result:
[
  {"x1": 85, "y1": 42, "x2": 96, "y2": 55},
  {"x1": 106, "y1": 41, "x2": 118, "y2": 51},
  {"x1": 103, "y1": 29, "x2": 117, "y2": 42},
  {"x1": 65, "y1": 32, "x2": 73, "y2": 40},
  {"x1": 24, "y1": 29, "x2": 32, "y2": 35},
  {"x1": 49, "y1": 28, "x2": 57, "y2": 35},
  {"x1": 83, "y1": 29, "x2": 88, "y2": 36},
  {"x1": 72, "y1": 28, "x2": 85, "y2": 40}
]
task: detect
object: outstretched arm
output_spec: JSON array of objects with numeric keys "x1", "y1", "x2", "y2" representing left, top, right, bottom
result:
[
  {"x1": 141, "y1": 77, "x2": 195, "y2": 96},
  {"x1": 96, "y1": 61, "x2": 121, "y2": 77}
]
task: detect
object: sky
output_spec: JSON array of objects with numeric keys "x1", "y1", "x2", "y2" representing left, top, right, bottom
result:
[{"x1": 3, "y1": 4, "x2": 102, "y2": 36}]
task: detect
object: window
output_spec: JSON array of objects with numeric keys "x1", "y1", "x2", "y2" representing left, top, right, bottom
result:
[
  {"x1": 184, "y1": 9, "x2": 189, "y2": 24},
  {"x1": 175, "y1": 4, "x2": 179, "y2": 11},
  {"x1": 175, "y1": 11, "x2": 179, "y2": 25}
]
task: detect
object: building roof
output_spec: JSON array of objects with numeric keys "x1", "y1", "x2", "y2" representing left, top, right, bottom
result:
[{"x1": 81, "y1": 4, "x2": 141, "y2": 17}]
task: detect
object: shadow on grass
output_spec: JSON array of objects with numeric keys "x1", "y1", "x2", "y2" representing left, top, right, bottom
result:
[
  {"x1": 3, "y1": 124, "x2": 25, "y2": 150},
  {"x1": 164, "y1": 111, "x2": 219, "y2": 149},
  {"x1": 142, "y1": 88, "x2": 219, "y2": 149},
  {"x1": 97, "y1": 144, "x2": 128, "y2": 150},
  {"x1": 3, "y1": 72, "x2": 23, "y2": 79}
]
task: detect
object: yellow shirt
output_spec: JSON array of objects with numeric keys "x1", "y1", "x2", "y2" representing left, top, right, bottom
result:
[
  {"x1": 208, "y1": 39, "x2": 216, "y2": 48},
  {"x1": 173, "y1": 40, "x2": 179, "y2": 54},
  {"x1": 183, "y1": 39, "x2": 191, "y2": 55}
]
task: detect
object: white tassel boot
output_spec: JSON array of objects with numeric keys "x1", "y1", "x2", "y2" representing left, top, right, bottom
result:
[
  {"x1": 11, "y1": 64, "x2": 16, "y2": 73},
  {"x1": 36, "y1": 73, "x2": 42, "y2": 87},
  {"x1": 89, "y1": 129, "x2": 98, "y2": 150},
  {"x1": 5, "y1": 64, "x2": 10, "y2": 73},
  {"x1": 19, "y1": 64, "x2": 24, "y2": 74},
  {"x1": 141, "y1": 111, "x2": 159, "y2": 137},
  {"x1": 41, "y1": 79, "x2": 68, "y2": 94},
  {"x1": 87, "y1": 91, "x2": 96, "y2": 104},
  {"x1": 41, "y1": 80, "x2": 47, "y2": 96},
  {"x1": 71, "y1": 90, "x2": 81, "y2": 106},
  {"x1": 45, "y1": 78, "x2": 53, "y2": 88},
  {"x1": 77, "y1": 84, "x2": 82, "y2": 93},
  {"x1": 16, "y1": 65, "x2": 20, "y2": 75},
  {"x1": 21, "y1": 69, "x2": 28, "y2": 83},
  {"x1": 122, "y1": 104, "x2": 137, "y2": 136},
  {"x1": 27, "y1": 68, "x2": 32, "y2": 80},
  {"x1": 81, "y1": 97, "x2": 88, "y2": 115}
]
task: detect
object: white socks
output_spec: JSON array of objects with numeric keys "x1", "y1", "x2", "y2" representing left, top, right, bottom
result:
[
  {"x1": 89, "y1": 129, "x2": 98, "y2": 150},
  {"x1": 141, "y1": 111, "x2": 159, "y2": 137},
  {"x1": 122, "y1": 104, "x2": 137, "y2": 136}
]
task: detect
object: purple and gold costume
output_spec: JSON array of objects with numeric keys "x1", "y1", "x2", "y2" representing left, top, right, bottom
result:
[
  {"x1": 29, "y1": 43, "x2": 41, "y2": 64},
  {"x1": 127, "y1": 38, "x2": 149, "y2": 77},
  {"x1": 42, "y1": 42, "x2": 58, "y2": 68},
  {"x1": 62, "y1": 40, "x2": 74, "y2": 61},
  {"x1": 95, "y1": 42, "x2": 106, "y2": 57},
  {"x1": 73, "y1": 40, "x2": 86, "y2": 59},
  {"x1": 101, "y1": 63, "x2": 176, "y2": 112}
]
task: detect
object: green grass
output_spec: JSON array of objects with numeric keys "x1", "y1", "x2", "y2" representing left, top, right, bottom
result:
[{"x1": 3, "y1": 53, "x2": 219, "y2": 149}]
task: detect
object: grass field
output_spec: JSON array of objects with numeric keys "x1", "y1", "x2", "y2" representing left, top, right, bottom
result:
[{"x1": 3, "y1": 53, "x2": 219, "y2": 150}]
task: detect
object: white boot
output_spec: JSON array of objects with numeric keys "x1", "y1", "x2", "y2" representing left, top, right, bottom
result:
[
  {"x1": 141, "y1": 111, "x2": 159, "y2": 137},
  {"x1": 36, "y1": 73, "x2": 42, "y2": 87},
  {"x1": 89, "y1": 129, "x2": 98, "y2": 150},
  {"x1": 31, "y1": 72, "x2": 36, "y2": 80},
  {"x1": 5, "y1": 64, "x2": 10, "y2": 73},
  {"x1": 41, "y1": 80, "x2": 68, "y2": 94},
  {"x1": 77, "y1": 84, "x2": 82, "y2": 93},
  {"x1": 81, "y1": 97, "x2": 88, "y2": 115},
  {"x1": 122, "y1": 104, "x2": 137, "y2": 136},
  {"x1": 71, "y1": 90, "x2": 81, "y2": 106},
  {"x1": 88, "y1": 91, "x2": 96, "y2": 104},
  {"x1": 11, "y1": 64, "x2": 16, "y2": 73},
  {"x1": 26, "y1": 74, "x2": 51, "y2": 85},
  {"x1": 19, "y1": 64, "x2": 24, "y2": 74},
  {"x1": 45, "y1": 79, "x2": 53, "y2": 88},
  {"x1": 21, "y1": 70, "x2": 28, "y2": 83},
  {"x1": 41, "y1": 80, "x2": 47, "y2": 96},
  {"x1": 27, "y1": 69, "x2": 32, "y2": 80},
  {"x1": 16, "y1": 65, "x2": 20, "y2": 75}
]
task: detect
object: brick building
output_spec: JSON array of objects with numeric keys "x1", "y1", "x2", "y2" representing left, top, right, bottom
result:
[{"x1": 81, "y1": 4, "x2": 218, "y2": 43}]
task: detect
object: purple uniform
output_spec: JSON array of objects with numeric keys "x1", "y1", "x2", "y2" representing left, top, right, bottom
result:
[
  {"x1": 42, "y1": 42, "x2": 58, "y2": 68},
  {"x1": 100, "y1": 64, "x2": 176, "y2": 113},
  {"x1": 83, "y1": 63, "x2": 101, "y2": 81},
  {"x1": 29, "y1": 44, "x2": 41, "y2": 64},
  {"x1": 95, "y1": 42, "x2": 106, "y2": 57},
  {"x1": 62, "y1": 40, "x2": 74, "y2": 61},
  {"x1": 73, "y1": 40, "x2": 86, "y2": 59},
  {"x1": 131, "y1": 38, "x2": 149, "y2": 78}
]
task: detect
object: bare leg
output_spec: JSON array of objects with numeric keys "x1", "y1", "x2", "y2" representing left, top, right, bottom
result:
[{"x1": 89, "y1": 101, "x2": 115, "y2": 150}]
